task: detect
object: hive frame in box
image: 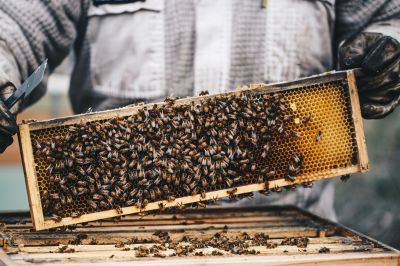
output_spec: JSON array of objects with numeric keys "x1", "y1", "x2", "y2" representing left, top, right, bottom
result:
[
  {"x1": 1, "y1": 206, "x2": 399, "y2": 265},
  {"x1": 18, "y1": 70, "x2": 369, "y2": 231}
]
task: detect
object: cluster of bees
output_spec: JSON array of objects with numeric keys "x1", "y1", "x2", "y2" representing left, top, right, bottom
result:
[
  {"x1": 33, "y1": 91, "x2": 304, "y2": 218},
  {"x1": 109, "y1": 231, "x2": 309, "y2": 257},
  {"x1": 55, "y1": 229, "x2": 321, "y2": 257}
]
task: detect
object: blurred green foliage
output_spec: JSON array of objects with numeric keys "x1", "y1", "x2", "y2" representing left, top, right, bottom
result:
[{"x1": 335, "y1": 108, "x2": 400, "y2": 249}]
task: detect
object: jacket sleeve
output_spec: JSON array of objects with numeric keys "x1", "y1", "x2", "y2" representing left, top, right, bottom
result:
[
  {"x1": 335, "y1": 0, "x2": 400, "y2": 46},
  {"x1": 0, "y1": 0, "x2": 90, "y2": 110}
]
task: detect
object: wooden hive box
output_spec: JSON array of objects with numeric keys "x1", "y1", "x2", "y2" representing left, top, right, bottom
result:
[
  {"x1": 0, "y1": 206, "x2": 398, "y2": 266},
  {"x1": 18, "y1": 70, "x2": 369, "y2": 230}
]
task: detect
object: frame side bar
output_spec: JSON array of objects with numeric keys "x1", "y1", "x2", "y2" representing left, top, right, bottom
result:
[
  {"x1": 346, "y1": 71, "x2": 369, "y2": 172},
  {"x1": 18, "y1": 124, "x2": 45, "y2": 230}
]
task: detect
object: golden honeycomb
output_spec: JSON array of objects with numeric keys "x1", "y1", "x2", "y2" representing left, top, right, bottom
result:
[{"x1": 24, "y1": 75, "x2": 361, "y2": 222}]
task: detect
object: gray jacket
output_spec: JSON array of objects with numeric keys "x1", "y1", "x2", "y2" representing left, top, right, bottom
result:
[{"x1": 0, "y1": 0, "x2": 399, "y2": 220}]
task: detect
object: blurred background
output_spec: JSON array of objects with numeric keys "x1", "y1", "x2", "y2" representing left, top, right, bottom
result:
[{"x1": 0, "y1": 56, "x2": 398, "y2": 249}]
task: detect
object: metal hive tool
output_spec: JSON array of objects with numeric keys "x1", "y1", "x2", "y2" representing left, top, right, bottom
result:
[{"x1": 18, "y1": 70, "x2": 369, "y2": 230}]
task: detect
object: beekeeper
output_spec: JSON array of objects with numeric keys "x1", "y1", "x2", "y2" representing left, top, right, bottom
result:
[{"x1": 0, "y1": 0, "x2": 399, "y2": 219}]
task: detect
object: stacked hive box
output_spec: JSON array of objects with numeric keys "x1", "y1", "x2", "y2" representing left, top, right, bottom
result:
[{"x1": 1, "y1": 206, "x2": 399, "y2": 266}]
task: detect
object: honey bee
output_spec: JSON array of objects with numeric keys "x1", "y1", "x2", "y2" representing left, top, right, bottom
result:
[
  {"x1": 288, "y1": 162, "x2": 301, "y2": 175},
  {"x1": 228, "y1": 194, "x2": 237, "y2": 202},
  {"x1": 340, "y1": 174, "x2": 350, "y2": 182},
  {"x1": 199, "y1": 90, "x2": 209, "y2": 96},
  {"x1": 76, "y1": 166, "x2": 85, "y2": 176},
  {"x1": 286, "y1": 185, "x2": 297, "y2": 191},
  {"x1": 189, "y1": 181, "x2": 197, "y2": 190},
  {"x1": 191, "y1": 187, "x2": 199, "y2": 195},
  {"x1": 183, "y1": 184, "x2": 191, "y2": 193},
  {"x1": 284, "y1": 173, "x2": 296, "y2": 182},
  {"x1": 77, "y1": 187, "x2": 88, "y2": 195},
  {"x1": 88, "y1": 200, "x2": 98, "y2": 209},
  {"x1": 177, "y1": 202, "x2": 186, "y2": 210},
  {"x1": 86, "y1": 165, "x2": 94, "y2": 174},
  {"x1": 259, "y1": 189, "x2": 271, "y2": 196},
  {"x1": 53, "y1": 202, "x2": 62, "y2": 212},
  {"x1": 60, "y1": 195, "x2": 67, "y2": 205},
  {"x1": 66, "y1": 158, "x2": 74, "y2": 168},
  {"x1": 209, "y1": 196, "x2": 219, "y2": 204},
  {"x1": 227, "y1": 188, "x2": 237, "y2": 195},
  {"x1": 196, "y1": 202, "x2": 206, "y2": 208},
  {"x1": 293, "y1": 153, "x2": 302, "y2": 164},
  {"x1": 154, "y1": 187, "x2": 162, "y2": 197},
  {"x1": 49, "y1": 214, "x2": 62, "y2": 222},
  {"x1": 233, "y1": 176, "x2": 242, "y2": 183},
  {"x1": 167, "y1": 195, "x2": 175, "y2": 202},
  {"x1": 50, "y1": 193, "x2": 60, "y2": 200},
  {"x1": 224, "y1": 177, "x2": 233, "y2": 187},
  {"x1": 121, "y1": 183, "x2": 132, "y2": 191},
  {"x1": 50, "y1": 138, "x2": 56, "y2": 149},
  {"x1": 302, "y1": 181, "x2": 314, "y2": 188},
  {"x1": 46, "y1": 164, "x2": 54, "y2": 175},
  {"x1": 114, "y1": 186, "x2": 123, "y2": 197},
  {"x1": 100, "y1": 189, "x2": 110, "y2": 196},
  {"x1": 34, "y1": 140, "x2": 42, "y2": 150},
  {"x1": 106, "y1": 196, "x2": 114, "y2": 206},
  {"x1": 271, "y1": 187, "x2": 283, "y2": 193},
  {"x1": 77, "y1": 181, "x2": 87, "y2": 187},
  {"x1": 303, "y1": 113, "x2": 312, "y2": 124},
  {"x1": 93, "y1": 194, "x2": 103, "y2": 200},
  {"x1": 42, "y1": 190, "x2": 49, "y2": 199},
  {"x1": 71, "y1": 212, "x2": 81, "y2": 218},
  {"x1": 158, "y1": 202, "x2": 166, "y2": 211},
  {"x1": 210, "y1": 176, "x2": 217, "y2": 186},
  {"x1": 292, "y1": 131, "x2": 301, "y2": 138},
  {"x1": 149, "y1": 189, "x2": 156, "y2": 201},
  {"x1": 261, "y1": 150, "x2": 268, "y2": 159},
  {"x1": 99, "y1": 201, "x2": 109, "y2": 208},
  {"x1": 316, "y1": 131, "x2": 322, "y2": 142},
  {"x1": 68, "y1": 126, "x2": 79, "y2": 133},
  {"x1": 115, "y1": 205, "x2": 123, "y2": 215},
  {"x1": 126, "y1": 199, "x2": 135, "y2": 206},
  {"x1": 67, "y1": 195, "x2": 73, "y2": 204}
]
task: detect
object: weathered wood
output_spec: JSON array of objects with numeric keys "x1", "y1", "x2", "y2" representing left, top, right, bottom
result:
[
  {"x1": 347, "y1": 71, "x2": 369, "y2": 172},
  {"x1": 0, "y1": 249, "x2": 15, "y2": 266},
  {"x1": 17, "y1": 124, "x2": 45, "y2": 230}
]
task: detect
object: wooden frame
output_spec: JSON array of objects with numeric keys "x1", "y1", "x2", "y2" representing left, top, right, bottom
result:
[
  {"x1": 18, "y1": 70, "x2": 369, "y2": 230},
  {"x1": 0, "y1": 206, "x2": 398, "y2": 265},
  {"x1": 347, "y1": 71, "x2": 369, "y2": 171}
]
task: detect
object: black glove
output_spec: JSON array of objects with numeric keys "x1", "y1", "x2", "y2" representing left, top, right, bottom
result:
[
  {"x1": 338, "y1": 32, "x2": 400, "y2": 119},
  {"x1": 0, "y1": 79, "x2": 18, "y2": 153}
]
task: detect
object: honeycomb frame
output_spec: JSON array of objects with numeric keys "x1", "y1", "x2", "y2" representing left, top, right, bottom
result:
[{"x1": 18, "y1": 70, "x2": 369, "y2": 231}]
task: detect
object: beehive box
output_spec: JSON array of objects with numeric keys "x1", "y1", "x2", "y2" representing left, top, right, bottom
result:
[
  {"x1": 18, "y1": 70, "x2": 369, "y2": 230},
  {"x1": 0, "y1": 206, "x2": 398, "y2": 266}
]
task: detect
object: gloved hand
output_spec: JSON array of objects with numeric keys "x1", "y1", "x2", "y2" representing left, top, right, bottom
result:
[
  {"x1": 0, "y1": 79, "x2": 18, "y2": 153},
  {"x1": 338, "y1": 32, "x2": 400, "y2": 119}
]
